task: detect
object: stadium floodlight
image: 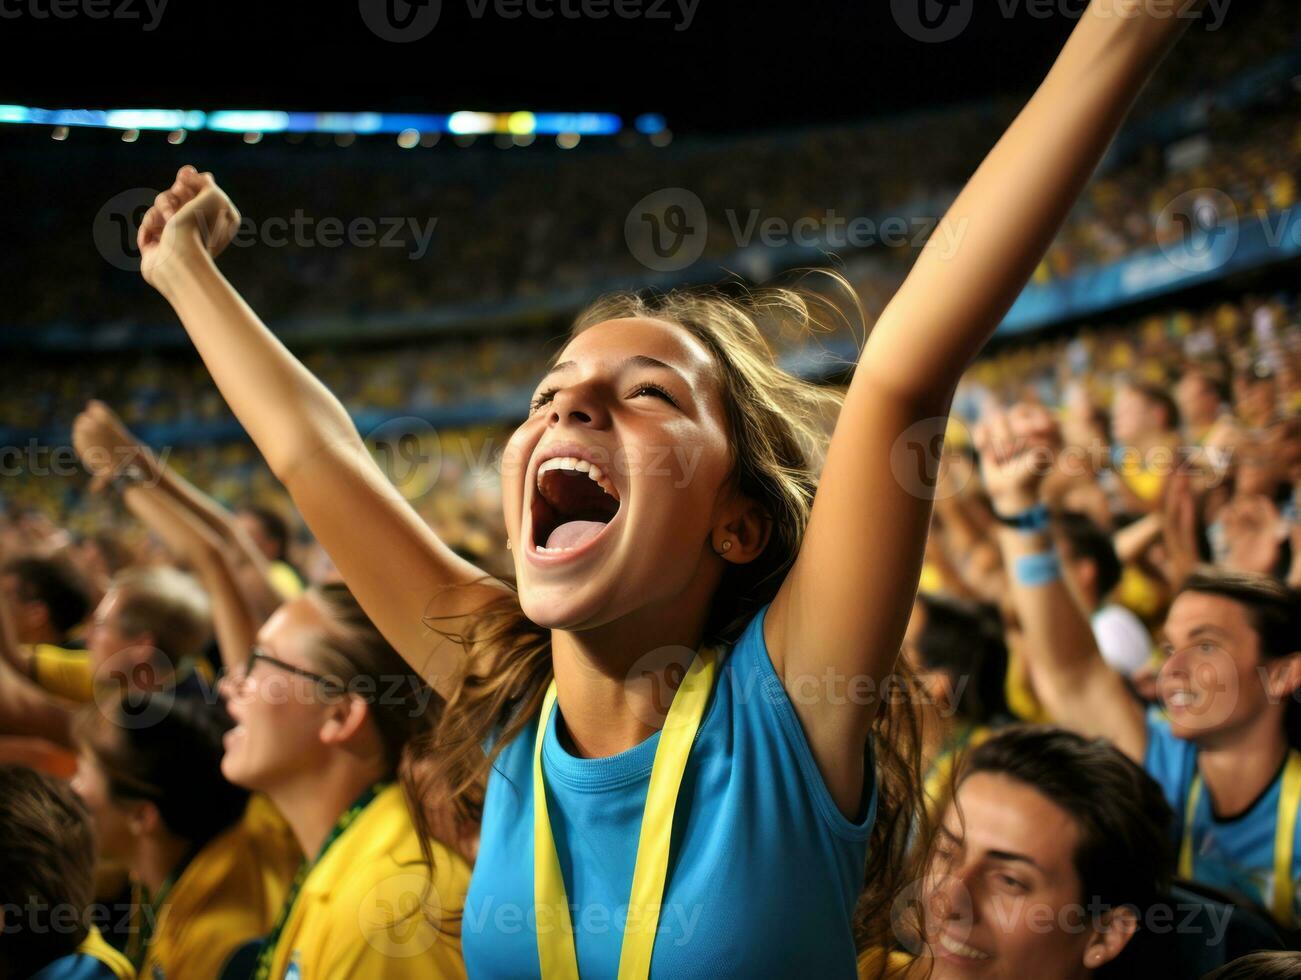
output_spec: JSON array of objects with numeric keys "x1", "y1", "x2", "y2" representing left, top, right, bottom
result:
[
  {"x1": 207, "y1": 110, "x2": 290, "y2": 133},
  {"x1": 449, "y1": 111, "x2": 497, "y2": 135},
  {"x1": 0, "y1": 104, "x2": 650, "y2": 139}
]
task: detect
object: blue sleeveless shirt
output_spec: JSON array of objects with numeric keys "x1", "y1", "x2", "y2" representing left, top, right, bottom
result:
[{"x1": 463, "y1": 604, "x2": 877, "y2": 979}]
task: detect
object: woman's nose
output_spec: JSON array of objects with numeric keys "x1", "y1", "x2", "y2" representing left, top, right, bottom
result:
[
  {"x1": 929, "y1": 867, "x2": 977, "y2": 925},
  {"x1": 549, "y1": 383, "x2": 610, "y2": 428}
]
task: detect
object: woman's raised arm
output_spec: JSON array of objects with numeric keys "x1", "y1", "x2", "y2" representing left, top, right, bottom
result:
[
  {"x1": 767, "y1": 0, "x2": 1199, "y2": 813},
  {"x1": 138, "y1": 168, "x2": 508, "y2": 697}
]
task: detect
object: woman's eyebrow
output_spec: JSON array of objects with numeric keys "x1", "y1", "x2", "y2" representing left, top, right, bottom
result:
[{"x1": 542, "y1": 355, "x2": 688, "y2": 384}]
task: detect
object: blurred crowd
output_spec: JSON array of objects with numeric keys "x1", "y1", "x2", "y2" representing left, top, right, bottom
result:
[{"x1": 2, "y1": 270, "x2": 1299, "y2": 977}]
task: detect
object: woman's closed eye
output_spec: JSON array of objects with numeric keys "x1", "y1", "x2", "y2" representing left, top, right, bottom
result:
[
  {"x1": 529, "y1": 388, "x2": 559, "y2": 414},
  {"x1": 529, "y1": 381, "x2": 680, "y2": 414},
  {"x1": 627, "y1": 382, "x2": 679, "y2": 407}
]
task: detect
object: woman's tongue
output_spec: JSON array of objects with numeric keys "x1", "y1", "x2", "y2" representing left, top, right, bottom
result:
[{"x1": 545, "y1": 519, "x2": 607, "y2": 551}]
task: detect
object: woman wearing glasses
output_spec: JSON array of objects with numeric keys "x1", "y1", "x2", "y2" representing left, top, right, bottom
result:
[
  {"x1": 217, "y1": 583, "x2": 472, "y2": 980},
  {"x1": 71, "y1": 690, "x2": 301, "y2": 979},
  {"x1": 69, "y1": 416, "x2": 474, "y2": 978}
]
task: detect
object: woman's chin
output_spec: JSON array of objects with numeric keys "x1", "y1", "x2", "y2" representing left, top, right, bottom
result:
[{"x1": 518, "y1": 586, "x2": 609, "y2": 633}]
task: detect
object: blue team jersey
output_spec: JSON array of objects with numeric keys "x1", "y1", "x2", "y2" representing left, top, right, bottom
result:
[
  {"x1": 463, "y1": 604, "x2": 877, "y2": 979},
  {"x1": 1144, "y1": 708, "x2": 1301, "y2": 922}
]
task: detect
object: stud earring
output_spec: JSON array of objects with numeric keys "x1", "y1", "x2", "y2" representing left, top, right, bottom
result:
[{"x1": 715, "y1": 539, "x2": 732, "y2": 556}]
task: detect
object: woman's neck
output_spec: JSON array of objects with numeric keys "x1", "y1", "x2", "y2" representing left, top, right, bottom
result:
[
  {"x1": 550, "y1": 598, "x2": 711, "y2": 759},
  {"x1": 269, "y1": 758, "x2": 387, "y2": 859},
  {"x1": 1198, "y1": 716, "x2": 1289, "y2": 818},
  {"x1": 133, "y1": 832, "x2": 194, "y2": 897}
]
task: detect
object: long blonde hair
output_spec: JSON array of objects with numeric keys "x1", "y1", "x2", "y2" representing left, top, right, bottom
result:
[{"x1": 413, "y1": 274, "x2": 928, "y2": 967}]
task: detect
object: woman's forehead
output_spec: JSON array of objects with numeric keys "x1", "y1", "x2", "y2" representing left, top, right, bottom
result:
[
  {"x1": 257, "y1": 595, "x2": 325, "y2": 656},
  {"x1": 950, "y1": 772, "x2": 1079, "y2": 867},
  {"x1": 558, "y1": 317, "x2": 716, "y2": 377}
]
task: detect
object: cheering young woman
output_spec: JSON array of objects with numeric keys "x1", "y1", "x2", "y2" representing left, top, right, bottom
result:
[{"x1": 128, "y1": 3, "x2": 1200, "y2": 975}]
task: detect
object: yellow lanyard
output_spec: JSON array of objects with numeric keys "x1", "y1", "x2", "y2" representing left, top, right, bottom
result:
[
  {"x1": 1178, "y1": 750, "x2": 1301, "y2": 927},
  {"x1": 532, "y1": 647, "x2": 717, "y2": 980}
]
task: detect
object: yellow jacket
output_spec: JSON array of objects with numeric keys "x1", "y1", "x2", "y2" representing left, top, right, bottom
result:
[
  {"x1": 267, "y1": 784, "x2": 471, "y2": 980},
  {"x1": 28, "y1": 647, "x2": 215, "y2": 704},
  {"x1": 140, "y1": 795, "x2": 301, "y2": 979}
]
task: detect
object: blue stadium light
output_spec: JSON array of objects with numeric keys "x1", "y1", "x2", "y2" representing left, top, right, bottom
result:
[
  {"x1": 206, "y1": 110, "x2": 290, "y2": 133},
  {"x1": 634, "y1": 113, "x2": 666, "y2": 135},
  {"x1": 533, "y1": 113, "x2": 620, "y2": 135},
  {"x1": 104, "y1": 109, "x2": 205, "y2": 131},
  {"x1": 0, "y1": 104, "x2": 655, "y2": 138}
]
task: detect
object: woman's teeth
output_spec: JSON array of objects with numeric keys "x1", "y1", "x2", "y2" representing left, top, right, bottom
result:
[
  {"x1": 537, "y1": 456, "x2": 619, "y2": 501},
  {"x1": 938, "y1": 933, "x2": 990, "y2": 961}
]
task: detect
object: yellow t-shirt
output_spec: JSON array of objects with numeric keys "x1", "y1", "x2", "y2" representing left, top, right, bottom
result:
[
  {"x1": 140, "y1": 795, "x2": 301, "y2": 979},
  {"x1": 268, "y1": 560, "x2": 304, "y2": 600},
  {"x1": 1114, "y1": 564, "x2": 1164, "y2": 623},
  {"x1": 267, "y1": 784, "x2": 471, "y2": 980},
  {"x1": 28, "y1": 643, "x2": 95, "y2": 703}
]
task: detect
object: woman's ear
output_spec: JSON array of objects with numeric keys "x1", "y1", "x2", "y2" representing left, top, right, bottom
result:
[
  {"x1": 712, "y1": 498, "x2": 772, "y2": 565},
  {"x1": 130, "y1": 800, "x2": 164, "y2": 838},
  {"x1": 319, "y1": 694, "x2": 372, "y2": 748},
  {"x1": 1081, "y1": 905, "x2": 1138, "y2": 972}
]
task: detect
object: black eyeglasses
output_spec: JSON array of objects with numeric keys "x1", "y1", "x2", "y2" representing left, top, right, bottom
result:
[{"x1": 239, "y1": 646, "x2": 346, "y2": 694}]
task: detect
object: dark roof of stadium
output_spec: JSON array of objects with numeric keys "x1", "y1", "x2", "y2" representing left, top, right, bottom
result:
[{"x1": 0, "y1": 0, "x2": 1083, "y2": 133}]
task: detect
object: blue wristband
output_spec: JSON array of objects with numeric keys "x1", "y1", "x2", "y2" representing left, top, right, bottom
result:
[
  {"x1": 993, "y1": 502, "x2": 1050, "y2": 534},
  {"x1": 1014, "y1": 549, "x2": 1061, "y2": 587}
]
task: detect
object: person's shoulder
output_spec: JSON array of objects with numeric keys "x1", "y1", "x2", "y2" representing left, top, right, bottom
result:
[{"x1": 31, "y1": 926, "x2": 136, "y2": 980}]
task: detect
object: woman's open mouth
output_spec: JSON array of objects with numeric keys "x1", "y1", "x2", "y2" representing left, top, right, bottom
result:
[{"x1": 527, "y1": 452, "x2": 622, "y2": 562}]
